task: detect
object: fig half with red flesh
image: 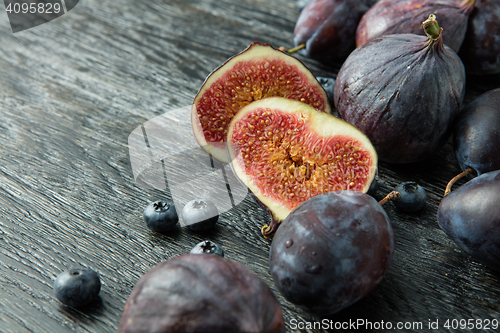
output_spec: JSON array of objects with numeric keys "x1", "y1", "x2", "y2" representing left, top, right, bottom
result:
[
  {"x1": 226, "y1": 97, "x2": 377, "y2": 237},
  {"x1": 192, "y1": 42, "x2": 331, "y2": 163}
]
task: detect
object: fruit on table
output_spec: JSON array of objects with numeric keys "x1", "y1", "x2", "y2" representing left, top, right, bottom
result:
[
  {"x1": 438, "y1": 170, "x2": 500, "y2": 272},
  {"x1": 296, "y1": 0, "x2": 310, "y2": 11},
  {"x1": 143, "y1": 200, "x2": 178, "y2": 233},
  {"x1": 392, "y1": 181, "x2": 427, "y2": 212},
  {"x1": 182, "y1": 199, "x2": 219, "y2": 232},
  {"x1": 367, "y1": 177, "x2": 379, "y2": 197},
  {"x1": 459, "y1": 0, "x2": 500, "y2": 75},
  {"x1": 191, "y1": 41, "x2": 331, "y2": 163},
  {"x1": 454, "y1": 88, "x2": 500, "y2": 177},
  {"x1": 117, "y1": 254, "x2": 285, "y2": 333},
  {"x1": 334, "y1": 14, "x2": 466, "y2": 164},
  {"x1": 190, "y1": 240, "x2": 224, "y2": 257},
  {"x1": 316, "y1": 76, "x2": 335, "y2": 105},
  {"x1": 53, "y1": 267, "x2": 101, "y2": 307},
  {"x1": 226, "y1": 97, "x2": 378, "y2": 236},
  {"x1": 293, "y1": 0, "x2": 374, "y2": 62},
  {"x1": 356, "y1": 0, "x2": 476, "y2": 52},
  {"x1": 269, "y1": 191, "x2": 394, "y2": 315}
]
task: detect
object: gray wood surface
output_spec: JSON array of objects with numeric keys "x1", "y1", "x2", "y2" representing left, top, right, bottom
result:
[{"x1": 0, "y1": 0, "x2": 500, "y2": 332}]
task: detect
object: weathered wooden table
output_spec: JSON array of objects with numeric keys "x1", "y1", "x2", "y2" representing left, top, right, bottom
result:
[{"x1": 1, "y1": 0, "x2": 500, "y2": 332}]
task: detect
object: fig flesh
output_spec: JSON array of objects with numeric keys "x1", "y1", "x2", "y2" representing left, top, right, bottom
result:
[
  {"x1": 458, "y1": 0, "x2": 500, "y2": 75},
  {"x1": 269, "y1": 191, "x2": 394, "y2": 315},
  {"x1": 438, "y1": 170, "x2": 500, "y2": 272},
  {"x1": 454, "y1": 88, "x2": 500, "y2": 176},
  {"x1": 356, "y1": 0, "x2": 476, "y2": 52},
  {"x1": 117, "y1": 254, "x2": 285, "y2": 333},
  {"x1": 226, "y1": 97, "x2": 378, "y2": 235},
  {"x1": 293, "y1": 0, "x2": 374, "y2": 62},
  {"x1": 334, "y1": 15, "x2": 466, "y2": 164},
  {"x1": 192, "y1": 42, "x2": 331, "y2": 163}
]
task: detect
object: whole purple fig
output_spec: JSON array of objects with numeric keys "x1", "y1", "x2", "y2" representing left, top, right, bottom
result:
[
  {"x1": 335, "y1": 14, "x2": 466, "y2": 164},
  {"x1": 356, "y1": 0, "x2": 475, "y2": 52},
  {"x1": 294, "y1": 0, "x2": 374, "y2": 62},
  {"x1": 458, "y1": 0, "x2": 500, "y2": 75},
  {"x1": 117, "y1": 254, "x2": 285, "y2": 333}
]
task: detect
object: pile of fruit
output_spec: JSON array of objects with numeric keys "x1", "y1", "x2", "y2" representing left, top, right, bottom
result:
[{"x1": 53, "y1": 1, "x2": 500, "y2": 332}]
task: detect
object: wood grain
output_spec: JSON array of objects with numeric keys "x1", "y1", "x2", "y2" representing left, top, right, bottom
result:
[{"x1": 0, "y1": 0, "x2": 499, "y2": 332}]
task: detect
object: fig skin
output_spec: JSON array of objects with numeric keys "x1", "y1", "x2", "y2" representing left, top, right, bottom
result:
[
  {"x1": 293, "y1": 0, "x2": 374, "y2": 62},
  {"x1": 356, "y1": 0, "x2": 475, "y2": 52},
  {"x1": 192, "y1": 41, "x2": 331, "y2": 163},
  {"x1": 438, "y1": 170, "x2": 500, "y2": 272},
  {"x1": 454, "y1": 88, "x2": 500, "y2": 176},
  {"x1": 334, "y1": 22, "x2": 466, "y2": 164},
  {"x1": 269, "y1": 191, "x2": 394, "y2": 316},
  {"x1": 458, "y1": 0, "x2": 500, "y2": 75},
  {"x1": 117, "y1": 254, "x2": 285, "y2": 333}
]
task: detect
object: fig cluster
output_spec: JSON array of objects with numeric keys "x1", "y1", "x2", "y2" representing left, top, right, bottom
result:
[{"x1": 119, "y1": 4, "x2": 500, "y2": 324}]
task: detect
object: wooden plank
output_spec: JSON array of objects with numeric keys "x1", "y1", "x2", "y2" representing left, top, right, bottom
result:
[{"x1": 0, "y1": 0, "x2": 499, "y2": 332}]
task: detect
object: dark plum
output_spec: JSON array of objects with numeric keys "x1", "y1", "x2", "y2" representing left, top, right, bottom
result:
[
  {"x1": 454, "y1": 88, "x2": 500, "y2": 176},
  {"x1": 190, "y1": 240, "x2": 224, "y2": 257},
  {"x1": 393, "y1": 182, "x2": 427, "y2": 212},
  {"x1": 181, "y1": 199, "x2": 219, "y2": 231},
  {"x1": 54, "y1": 267, "x2": 101, "y2": 307},
  {"x1": 117, "y1": 254, "x2": 285, "y2": 333},
  {"x1": 356, "y1": 0, "x2": 475, "y2": 52},
  {"x1": 334, "y1": 14, "x2": 466, "y2": 163},
  {"x1": 269, "y1": 191, "x2": 394, "y2": 316},
  {"x1": 438, "y1": 170, "x2": 500, "y2": 272},
  {"x1": 143, "y1": 200, "x2": 178, "y2": 233},
  {"x1": 459, "y1": 0, "x2": 500, "y2": 75},
  {"x1": 293, "y1": 0, "x2": 373, "y2": 62}
]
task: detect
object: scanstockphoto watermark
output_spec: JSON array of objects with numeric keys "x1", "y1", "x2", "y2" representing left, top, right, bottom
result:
[
  {"x1": 289, "y1": 318, "x2": 500, "y2": 331},
  {"x1": 128, "y1": 105, "x2": 248, "y2": 224},
  {"x1": 290, "y1": 318, "x2": 424, "y2": 331},
  {"x1": 3, "y1": 0, "x2": 79, "y2": 33}
]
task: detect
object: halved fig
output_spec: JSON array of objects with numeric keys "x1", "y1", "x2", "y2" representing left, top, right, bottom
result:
[
  {"x1": 192, "y1": 42, "x2": 331, "y2": 163},
  {"x1": 226, "y1": 97, "x2": 377, "y2": 237}
]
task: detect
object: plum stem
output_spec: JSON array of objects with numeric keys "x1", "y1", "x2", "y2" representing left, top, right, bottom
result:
[
  {"x1": 378, "y1": 191, "x2": 400, "y2": 205},
  {"x1": 279, "y1": 43, "x2": 306, "y2": 54},
  {"x1": 444, "y1": 167, "x2": 476, "y2": 196},
  {"x1": 261, "y1": 220, "x2": 280, "y2": 239}
]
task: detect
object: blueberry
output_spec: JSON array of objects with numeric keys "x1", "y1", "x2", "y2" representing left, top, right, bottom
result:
[
  {"x1": 296, "y1": 0, "x2": 310, "y2": 11},
  {"x1": 54, "y1": 267, "x2": 101, "y2": 307},
  {"x1": 367, "y1": 178, "x2": 379, "y2": 197},
  {"x1": 316, "y1": 76, "x2": 335, "y2": 105},
  {"x1": 143, "y1": 200, "x2": 178, "y2": 233},
  {"x1": 393, "y1": 181, "x2": 427, "y2": 212},
  {"x1": 182, "y1": 199, "x2": 218, "y2": 232},
  {"x1": 190, "y1": 240, "x2": 224, "y2": 257}
]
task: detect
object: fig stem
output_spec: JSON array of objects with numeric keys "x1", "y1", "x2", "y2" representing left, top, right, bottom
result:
[
  {"x1": 444, "y1": 167, "x2": 476, "y2": 196},
  {"x1": 378, "y1": 191, "x2": 400, "y2": 205},
  {"x1": 279, "y1": 43, "x2": 306, "y2": 54},
  {"x1": 422, "y1": 14, "x2": 442, "y2": 40}
]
